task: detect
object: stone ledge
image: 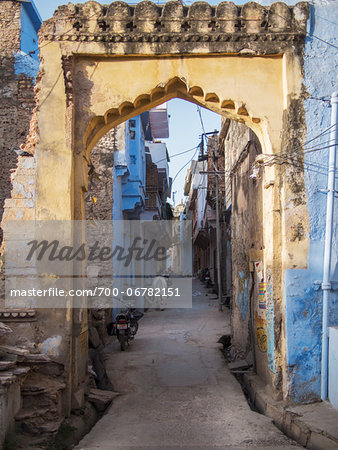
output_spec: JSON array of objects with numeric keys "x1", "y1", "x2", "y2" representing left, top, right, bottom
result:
[{"x1": 242, "y1": 372, "x2": 338, "y2": 450}]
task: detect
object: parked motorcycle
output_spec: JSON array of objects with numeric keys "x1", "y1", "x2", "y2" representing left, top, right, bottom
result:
[
  {"x1": 107, "y1": 308, "x2": 144, "y2": 351},
  {"x1": 200, "y1": 268, "x2": 212, "y2": 288}
]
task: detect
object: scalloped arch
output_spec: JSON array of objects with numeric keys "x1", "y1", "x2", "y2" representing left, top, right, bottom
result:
[{"x1": 84, "y1": 77, "x2": 262, "y2": 156}]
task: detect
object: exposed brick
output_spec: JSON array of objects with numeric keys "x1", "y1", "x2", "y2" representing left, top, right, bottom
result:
[
  {"x1": 0, "y1": 2, "x2": 36, "y2": 244},
  {"x1": 0, "y1": 1, "x2": 21, "y2": 55},
  {"x1": 85, "y1": 129, "x2": 115, "y2": 220}
]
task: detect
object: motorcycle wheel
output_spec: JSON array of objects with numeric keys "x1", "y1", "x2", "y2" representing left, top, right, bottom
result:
[
  {"x1": 130, "y1": 321, "x2": 139, "y2": 336},
  {"x1": 119, "y1": 335, "x2": 126, "y2": 351}
]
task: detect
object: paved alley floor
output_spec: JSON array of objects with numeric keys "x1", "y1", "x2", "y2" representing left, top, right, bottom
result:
[{"x1": 77, "y1": 280, "x2": 299, "y2": 450}]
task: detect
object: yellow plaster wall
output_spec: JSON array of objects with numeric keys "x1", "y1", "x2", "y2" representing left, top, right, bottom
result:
[
  {"x1": 36, "y1": 43, "x2": 73, "y2": 221},
  {"x1": 74, "y1": 55, "x2": 284, "y2": 156}
]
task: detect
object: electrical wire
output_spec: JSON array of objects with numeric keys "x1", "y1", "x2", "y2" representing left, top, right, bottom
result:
[
  {"x1": 155, "y1": 145, "x2": 199, "y2": 164},
  {"x1": 257, "y1": 142, "x2": 338, "y2": 178},
  {"x1": 314, "y1": 15, "x2": 338, "y2": 27},
  {"x1": 263, "y1": 7, "x2": 338, "y2": 51},
  {"x1": 267, "y1": 123, "x2": 338, "y2": 162},
  {"x1": 307, "y1": 33, "x2": 338, "y2": 51},
  {"x1": 14, "y1": 9, "x2": 101, "y2": 63},
  {"x1": 171, "y1": 145, "x2": 200, "y2": 186}
]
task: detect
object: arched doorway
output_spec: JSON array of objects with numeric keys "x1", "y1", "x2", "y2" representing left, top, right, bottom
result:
[{"x1": 3, "y1": 0, "x2": 310, "y2": 412}]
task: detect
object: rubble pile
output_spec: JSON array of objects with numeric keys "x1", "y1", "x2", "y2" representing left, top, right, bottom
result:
[{"x1": 0, "y1": 321, "x2": 66, "y2": 437}]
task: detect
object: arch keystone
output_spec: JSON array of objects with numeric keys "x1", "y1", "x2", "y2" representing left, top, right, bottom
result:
[{"x1": 165, "y1": 77, "x2": 188, "y2": 95}]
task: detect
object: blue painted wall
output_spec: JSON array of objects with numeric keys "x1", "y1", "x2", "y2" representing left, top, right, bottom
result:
[
  {"x1": 120, "y1": 117, "x2": 146, "y2": 218},
  {"x1": 14, "y1": 0, "x2": 41, "y2": 79},
  {"x1": 284, "y1": 0, "x2": 338, "y2": 402},
  {"x1": 21, "y1": 2, "x2": 40, "y2": 62}
]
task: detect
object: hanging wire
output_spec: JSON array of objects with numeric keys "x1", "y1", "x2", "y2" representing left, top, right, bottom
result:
[
  {"x1": 266, "y1": 123, "x2": 338, "y2": 162},
  {"x1": 14, "y1": 9, "x2": 102, "y2": 63},
  {"x1": 155, "y1": 145, "x2": 199, "y2": 164},
  {"x1": 263, "y1": 7, "x2": 338, "y2": 51},
  {"x1": 171, "y1": 144, "x2": 200, "y2": 185}
]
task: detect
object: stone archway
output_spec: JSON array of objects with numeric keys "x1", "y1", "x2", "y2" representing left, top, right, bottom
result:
[
  {"x1": 32, "y1": 0, "x2": 308, "y2": 222},
  {"x1": 2, "y1": 0, "x2": 310, "y2": 411}
]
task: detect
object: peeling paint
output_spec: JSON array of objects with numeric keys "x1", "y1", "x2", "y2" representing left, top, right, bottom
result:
[{"x1": 284, "y1": 0, "x2": 338, "y2": 403}]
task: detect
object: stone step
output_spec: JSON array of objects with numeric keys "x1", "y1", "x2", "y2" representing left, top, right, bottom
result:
[
  {"x1": 23, "y1": 353, "x2": 51, "y2": 363},
  {"x1": 88, "y1": 388, "x2": 120, "y2": 412},
  {"x1": 0, "y1": 360, "x2": 16, "y2": 371},
  {"x1": 0, "y1": 344, "x2": 29, "y2": 356}
]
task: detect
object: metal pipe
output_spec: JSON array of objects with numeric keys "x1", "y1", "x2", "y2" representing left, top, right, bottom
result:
[
  {"x1": 321, "y1": 91, "x2": 338, "y2": 401},
  {"x1": 214, "y1": 137, "x2": 223, "y2": 312}
]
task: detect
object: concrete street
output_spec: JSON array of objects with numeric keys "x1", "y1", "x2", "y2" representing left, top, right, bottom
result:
[{"x1": 77, "y1": 280, "x2": 299, "y2": 449}]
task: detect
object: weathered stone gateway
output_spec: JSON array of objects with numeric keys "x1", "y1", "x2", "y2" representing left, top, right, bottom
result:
[{"x1": 1, "y1": 0, "x2": 337, "y2": 430}]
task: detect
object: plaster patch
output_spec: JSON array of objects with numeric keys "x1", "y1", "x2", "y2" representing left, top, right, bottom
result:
[{"x1": 38, "y1": 335, "x2": 62, "y2": 357}]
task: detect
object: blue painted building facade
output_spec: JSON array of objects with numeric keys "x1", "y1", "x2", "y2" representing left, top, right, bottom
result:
[
  {"x1": 112, "y1": 110, "x2": 170, "y2": 312},
  {"x1": 14, "y1": 0, "x2": 41, "y2": 79},
  {"x1": 113, "y1": 116, "x2": 147, "y2": 221},
  {"x1": 283, "y1": 0, "x2": 338, "y2": 403}
]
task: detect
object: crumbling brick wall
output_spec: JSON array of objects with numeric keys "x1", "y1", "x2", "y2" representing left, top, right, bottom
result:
[
  {"x1": 207, "y1": 134, "x2": 225, "y2": 207},
  {"x1": 85, "y1": 130, "x2": 115, "y2": 221},
  {"x1": 0, "y1": 1, "x2": 21, "y2": 52},
  {"x1": 0, "y1": 1, "x2": 36, "y2": 245}
]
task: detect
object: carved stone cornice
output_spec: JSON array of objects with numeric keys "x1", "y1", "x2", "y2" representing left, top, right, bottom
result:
[{"x1": 39, "y1": 1, "x2": 308, "y2": 56}]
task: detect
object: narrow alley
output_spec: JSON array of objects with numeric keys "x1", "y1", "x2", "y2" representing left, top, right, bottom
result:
[{"x1": 76, "y1": 280, "x2": 298, "y2": 450}]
